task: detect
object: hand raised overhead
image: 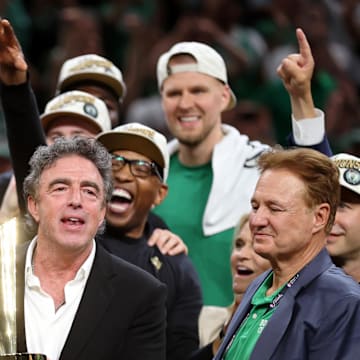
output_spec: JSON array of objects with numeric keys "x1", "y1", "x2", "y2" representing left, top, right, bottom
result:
[
  {"x1": 277, "y1": 28, "x2": 316, "y2": 119},
  {"x1": 0, "y1": 18, "x2": 27, "y2": 85},
  {"x1": 277, "y1": 28, "x2": 314, "y2": 98}
]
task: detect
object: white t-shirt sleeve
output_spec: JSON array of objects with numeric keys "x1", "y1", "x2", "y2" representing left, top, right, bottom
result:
[{"x1": 291, "y1": 108, "x2": 325, "y2": 145}]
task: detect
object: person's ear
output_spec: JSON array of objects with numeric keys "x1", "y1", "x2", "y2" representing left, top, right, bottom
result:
[
  {"x1": 153, "y1": 183, "x2": 168, "y2": 206},
  {"x1": 312, "y1": 203, "x2": 330, "y2": 234},
  {"x1": 220, "y1": 84, "x2": 232, "y2": 112},
  {"x1": 27, "y1": 195, "x2": 40, "y2": 222}
]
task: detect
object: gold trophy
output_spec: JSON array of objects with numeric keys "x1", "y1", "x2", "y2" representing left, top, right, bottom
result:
[{"x1": 0, "y1": 218, "x2": 46, "y2": 360}]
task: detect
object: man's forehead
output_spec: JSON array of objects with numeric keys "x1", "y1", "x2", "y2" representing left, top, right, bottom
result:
[
  {"x1": 41, "y1": 156, "x2": 98, "y2": 178},
  {"x1": 254, "y1": 169, "x2": 306, "y2": 198},
  {"x1": 161, "y1": 68, "x2": 223, "y2": 90},
  {"x1": 45, "y1": 117, "x2": 98, "y2": 136}
]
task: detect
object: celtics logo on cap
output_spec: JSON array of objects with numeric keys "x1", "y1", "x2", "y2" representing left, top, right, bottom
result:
[
  {"x1": 344, "y1": 168, "x2": 360, "y2": 186},
  {"x1": 83, "y1": 103, "x2": 98, "y2": 118}
]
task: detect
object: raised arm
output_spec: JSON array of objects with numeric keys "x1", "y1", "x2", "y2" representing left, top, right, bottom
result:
[
  {"x1": 0, "y1": 19, "x2": 27, "y2": 85},
  {"x1": 0, "y1": 19, "x2": 46, "y2": 214},
  {"x1": 278, "y1": 28, "x2": 332, "y2": 155},
  {"x1": 277, "y1": 28, "x2": 316, "y2": 120}
]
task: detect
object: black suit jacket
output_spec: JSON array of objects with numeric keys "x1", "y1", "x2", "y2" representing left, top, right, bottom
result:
[{"x1": 16, "y1": 243, "x2": 167, "y2": 360}]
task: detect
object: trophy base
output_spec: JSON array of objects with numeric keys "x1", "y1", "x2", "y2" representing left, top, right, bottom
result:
[{"x1": 0, "y1": 354, "x2": 46, "y2": 360}]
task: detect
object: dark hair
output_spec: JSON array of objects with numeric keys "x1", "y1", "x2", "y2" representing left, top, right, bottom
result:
[{"x1": 23, "y1": 136, "x2": 113, "y2": 232}]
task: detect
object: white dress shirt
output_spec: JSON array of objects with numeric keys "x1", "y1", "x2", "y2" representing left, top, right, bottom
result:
[{"x1": 24, "y1": 238, "x2": 96, "y2": 360}]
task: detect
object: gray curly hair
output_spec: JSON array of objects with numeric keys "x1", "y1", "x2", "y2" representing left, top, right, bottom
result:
[{"x1": 23, "y1": 136, "x2": 113, "y2": 233}]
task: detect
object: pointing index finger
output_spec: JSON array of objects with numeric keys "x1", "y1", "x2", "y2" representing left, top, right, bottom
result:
[{"x1": 296, "y1": 28, "x2": 312, "y2": 63}]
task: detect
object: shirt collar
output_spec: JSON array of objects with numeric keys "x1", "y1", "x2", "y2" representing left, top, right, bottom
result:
[{"x1": 25, "y1": 237, "x2": 96, "y2": 281}]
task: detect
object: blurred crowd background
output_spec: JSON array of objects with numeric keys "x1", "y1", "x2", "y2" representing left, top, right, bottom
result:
[{"x1": 0, "y1": 0, "x2": 359, "y2": 170}]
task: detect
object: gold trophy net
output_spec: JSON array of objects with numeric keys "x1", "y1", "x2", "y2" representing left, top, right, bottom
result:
[
  {"x1": 0, "y1": 218, "x2": 17, "y2": 355},
  {"x1": 0, "y1": 218, "x2": 46, "y2": 360}
]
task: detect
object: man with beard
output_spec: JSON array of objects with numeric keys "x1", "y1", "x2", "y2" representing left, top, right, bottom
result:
[{"x1": 153, "y1": 28, "x2": 332, "y2": 307}]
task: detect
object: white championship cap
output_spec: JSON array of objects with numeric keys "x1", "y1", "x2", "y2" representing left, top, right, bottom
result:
[
  {"x1": 157, "y1": 41, "x2": 236, "y2": 110},
  {"x1": 96, "y1": 122, "x2": 169, "y2": 182},
  {"x1": 40, "y1": 90, "x2": 111, "y2": 134},
  {"x1": 331, "y1": 153, "x2": 360, "y2": 196},
  {"x1": 56, "y1": 54, "x2": 127, "y2": 101}
]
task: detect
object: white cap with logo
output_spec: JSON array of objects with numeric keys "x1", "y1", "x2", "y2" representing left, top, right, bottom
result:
[
  {"x1": 331, "y1": 153, "x2": 360, "y2": 196},
  {"x1": 56, "y1": 54, "x2": 127, "y2": 102},
  {"x1": 157, "y1": 41, "x2": 236, "y2": 110},
  {"x1": 40, "y1": 90, "x2": 111, "y2": 134},
  {"x1": 96, "y1": 122, "x2": 169, "y2": 182}
]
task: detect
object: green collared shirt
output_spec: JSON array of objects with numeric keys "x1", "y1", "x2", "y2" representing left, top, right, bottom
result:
[{"x1": 224, "y1": 273, "x2": 285, "y2": 360}]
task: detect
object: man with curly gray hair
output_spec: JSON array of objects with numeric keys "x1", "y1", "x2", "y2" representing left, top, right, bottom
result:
[
  {"x1": 23, "y1": 136, "x2": 113, "y2": 233},
  {"x1": 17, "y1": 137, "x2": 167, "y2": 360}
]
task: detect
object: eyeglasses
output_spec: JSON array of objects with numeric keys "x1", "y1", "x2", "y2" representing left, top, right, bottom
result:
[{"x1": 111, "y1": 154, "x2": 163, "y2": 181}]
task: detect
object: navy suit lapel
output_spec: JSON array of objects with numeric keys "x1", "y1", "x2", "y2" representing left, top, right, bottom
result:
[
  {"x1": 250, "y1": 249, "x2": 333, "y2": 359},
  {"x1": 59, "y1": 246, "x2": 115, "y2": 360}
]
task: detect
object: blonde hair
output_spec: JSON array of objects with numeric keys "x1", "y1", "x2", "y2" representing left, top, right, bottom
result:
[{"x1": 233, "y1": 213, "x2": 250, "y2": 247}]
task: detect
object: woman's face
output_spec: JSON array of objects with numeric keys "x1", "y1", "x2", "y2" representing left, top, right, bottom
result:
[{"x1": 230, "y1": 220, "x2": 271, "y2": 297}]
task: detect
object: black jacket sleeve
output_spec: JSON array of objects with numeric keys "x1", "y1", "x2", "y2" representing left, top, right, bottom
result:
[{"x1": 0, "y1": 77, "x2": 46, "y2": 214}]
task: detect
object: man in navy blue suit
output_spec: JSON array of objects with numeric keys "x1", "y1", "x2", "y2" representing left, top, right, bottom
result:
[{"x1": 214, "y1": 147, "x2": 360, "y2": 360}]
